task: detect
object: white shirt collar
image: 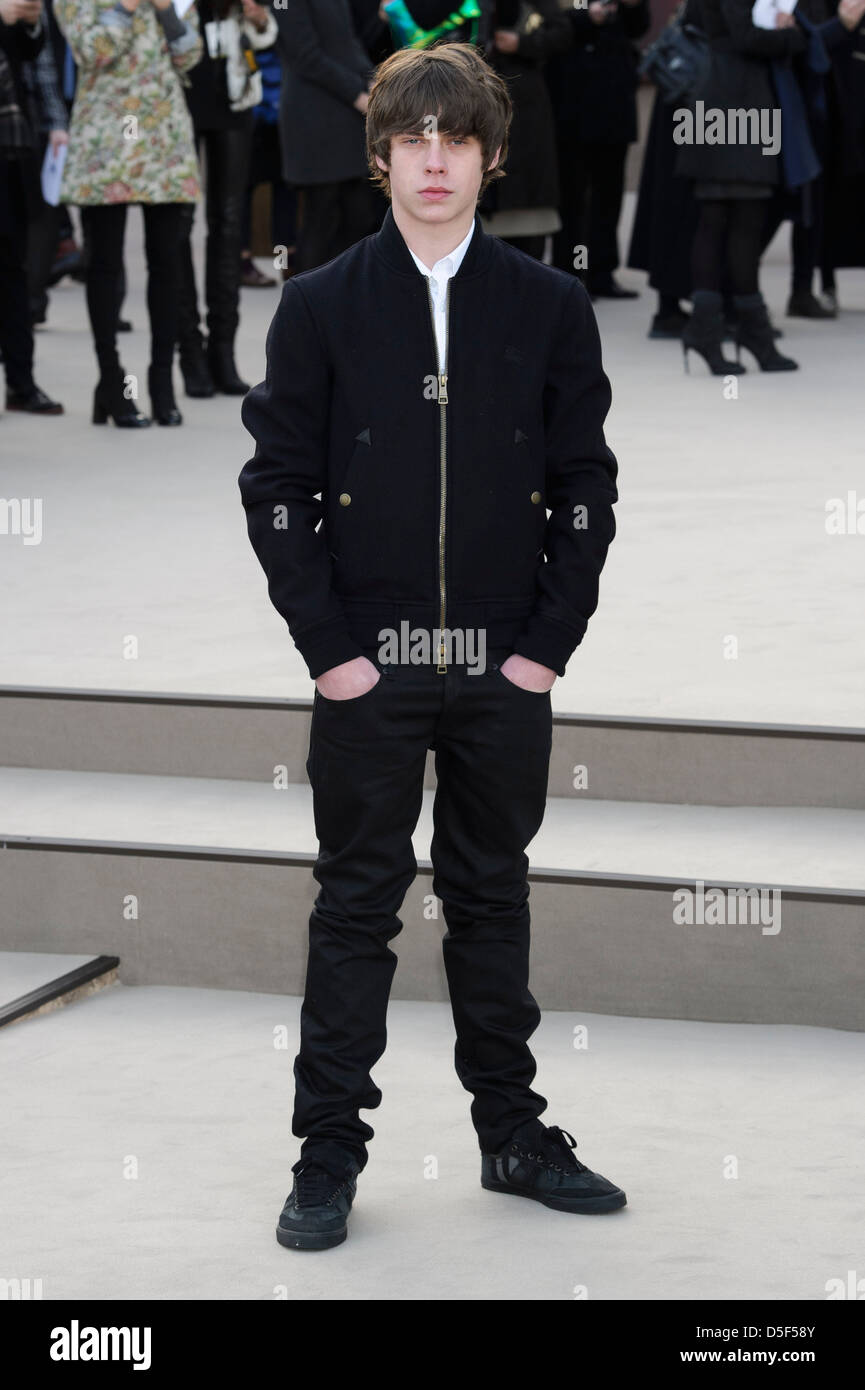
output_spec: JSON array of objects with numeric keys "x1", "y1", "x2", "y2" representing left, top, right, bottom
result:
[{"x1": 407, "y1": 219, "x2": 476, "y2": 283}]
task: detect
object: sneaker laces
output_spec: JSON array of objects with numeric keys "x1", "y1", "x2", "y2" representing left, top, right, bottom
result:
[
  {"x1": 518, "y1": 1125, "x2": 590, "y2": 1174},
  {"x1": 294, "y1": 1163, "x2": 348, "y2": 1208}
]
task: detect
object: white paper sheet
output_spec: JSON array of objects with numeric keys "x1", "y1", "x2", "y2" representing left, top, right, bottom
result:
[
  {"x1": 41, "y1": 141, "x2": 67, "y2": 207},
  {"x1": 752, "y1": 0, "x2": 798, "y2": 30}
]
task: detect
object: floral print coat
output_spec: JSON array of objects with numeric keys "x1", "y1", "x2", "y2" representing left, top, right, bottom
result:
[{"x1": 54, "y1": 1, "x2": 203, "y2": 206}]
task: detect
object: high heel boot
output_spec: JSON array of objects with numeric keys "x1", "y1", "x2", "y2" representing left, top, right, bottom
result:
[
  {"x1": 92, "y1": 358, "x2": 151, "y2": 428},
  {"x1": 733, "y1": 293, "x2": 799, "y2": 371},
  {"x1": 682, "y1": 291, "x2": 747, "y2": 376},
  {"x1": 178, "y1": 325, "x2": 215, "y2": 397},
  {"x1": 148, "y1": 364, "x2": 183, "y2": 426},
  {"x1": 207, "y1": 337, "x2": 250, "y2": 395}
]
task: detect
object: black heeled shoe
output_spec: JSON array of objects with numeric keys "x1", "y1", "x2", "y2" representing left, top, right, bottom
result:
[
  {"x1": 179, "y1": 331, "x2": 215, "y2": 398},
  {"x1": 207, "y1": 338, "x2": 250, "y2": 395},
  {"x1": 148, "y1": 365, "x2": 183, "y2": 425},
  {"x1": 682, "y1": 291, "x2": 746, "y2": 376},
  {"x1": 92, "y1": 367, "x2": 151, "y2": 427},
  {"x1": 734, "y1": 294, "x2": 799, "y2": 371}
]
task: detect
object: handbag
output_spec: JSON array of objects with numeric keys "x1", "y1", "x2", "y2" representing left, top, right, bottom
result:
[
  {"x1": 207, "y1": 15, "x2": 263, "y2": 112},
  {"x1": 226, "y1": 28, "x2": 262, "y2": 112},
  {"x1": 0, "y1": 49, "x2": 36, "y2": 160},
  {"x1": 637, "y1": 4, "x2": 710, "y2": 106},
  {"x1": 383, "y1": 0, "x2": 482, "y2": 50}
]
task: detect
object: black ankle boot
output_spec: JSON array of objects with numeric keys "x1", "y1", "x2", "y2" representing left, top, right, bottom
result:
[
  {"x1": 179, "y1": 330, "x2": 215, "y2": 398},
  {"x1": 682, "y1": 291, "x2": 746, "y2": 376},
  {"x1": 786, "y1": 288, "x2": 835, "y2": 319},
  {"x1": 92, "y1": 365, "x2": 151, "y2": 428},
  {"x1": 207, "y1": 338, "x2": 250, "y2": 395},
  {"x1": 734, "y1": 293, "x2": 798, "y2": 371},
  {"x1": 148, "y1": 365, "x2": 182, "y2": 425}
]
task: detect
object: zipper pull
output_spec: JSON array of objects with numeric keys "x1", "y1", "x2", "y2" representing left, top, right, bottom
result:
[{"x1": 438, "y1": 373, "x2": 448, "y2": 405}]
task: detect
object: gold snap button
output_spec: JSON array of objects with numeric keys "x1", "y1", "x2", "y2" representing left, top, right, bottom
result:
[
  {"x1": 339, "y1": 493, "x2": 351, "y2": 506},
  {"x1": 530, "y1": 491, "x2": 542, "y2": 504}
]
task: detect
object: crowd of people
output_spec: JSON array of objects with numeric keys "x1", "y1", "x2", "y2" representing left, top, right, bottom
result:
[{"x1": 1, "y1": 0, "x2": 864, "y2": 423}]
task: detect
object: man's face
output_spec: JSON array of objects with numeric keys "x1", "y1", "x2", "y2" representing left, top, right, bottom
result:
[{"x1": 375, "y1": 127, "x2": 500, "y2": 227}]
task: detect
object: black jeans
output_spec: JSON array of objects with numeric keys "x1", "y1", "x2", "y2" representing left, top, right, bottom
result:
[
  {"x1": 293, "y1": 644, "x2": 553, "y2": 1180},
  {"x1": 79, "y1": 202, "x2": 185, "y2": 373}
]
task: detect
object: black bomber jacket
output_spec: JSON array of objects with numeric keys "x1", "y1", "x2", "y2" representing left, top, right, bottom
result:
[{"x1": 238, "y1": 204, "x2": 618, "y2": 680}]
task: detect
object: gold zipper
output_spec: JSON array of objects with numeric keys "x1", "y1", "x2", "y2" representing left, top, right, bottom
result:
[{"x1": 426, "y1": 276, "x2": 451, "y2": 674}]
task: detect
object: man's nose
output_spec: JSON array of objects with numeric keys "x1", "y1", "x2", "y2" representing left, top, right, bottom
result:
[{"x1": 425, "y1": 140, "x2": 447, "y2": 171}]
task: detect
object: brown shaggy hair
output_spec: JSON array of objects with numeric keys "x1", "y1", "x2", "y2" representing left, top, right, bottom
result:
[{"x1": 366, "y1": 42, "x2": 512, "y2": 203}]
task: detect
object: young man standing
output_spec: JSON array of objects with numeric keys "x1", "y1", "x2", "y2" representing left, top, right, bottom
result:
[{"x1": 239, "y1": 41, "x2": 623, "y2": 1251}]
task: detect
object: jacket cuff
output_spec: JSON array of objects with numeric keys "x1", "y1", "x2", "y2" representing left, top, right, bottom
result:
[
  {"x1": 511, "y1": 615, "x2": 586, "y2": 679},
  {"x1": 155, "y1": 3, "x2": 187, "y2": 43},
  {"x1": 294, "y1": 623, "x2": 367, "y2": 681}
]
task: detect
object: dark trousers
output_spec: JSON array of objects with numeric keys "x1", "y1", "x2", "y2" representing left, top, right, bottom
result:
[
  {"x1": 26, "y1": 133, "x2": 64, "y2": 324},
  {"x1": 240, "y1": 117, "x2": 296, "y2": 254},
  {"x1": 293, "y1": 643, "x2": 552, "y2": 1180},
  {"x1": 0, "y1": 158, "x2": 35, "y2": 393},
  {"x1": 178, "y1": 122, "x2": 252, "y2": 347},
  {"x1": 80, "y1": 201, "x2": 185, "y2": 373},
  {"x1": 294, "y1": 177, "x2": 383, "y2": 273},
  {"x1": 552, "y1": 129, "x2": 628, "y2": 280},
  {"x1": 761, "y1": 177, "x2": 824, "y2": 294}
]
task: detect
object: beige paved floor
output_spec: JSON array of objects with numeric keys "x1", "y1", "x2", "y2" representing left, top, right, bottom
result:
[{"x1": 1, "y1": 971, "x2": 862, "y2": 1300}]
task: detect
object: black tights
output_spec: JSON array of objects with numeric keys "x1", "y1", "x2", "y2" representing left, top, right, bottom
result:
[
  {"x1": 80, "y1": 202, "x2": 185, "y2": 373},
  {"x1": 691, "y1": 197, "x2": 768, "y2": 296}
]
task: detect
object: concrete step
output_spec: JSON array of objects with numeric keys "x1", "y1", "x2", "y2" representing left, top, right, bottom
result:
[
  {"x1": 0, "y1": 951, "x2": 119, "y2": 1028},
  {"x1": 2, "y1": 686, "x2": 863, "y2": 809},
  {"x1": 2, "y1": 767, "x2": 863, "y2": 1029}
]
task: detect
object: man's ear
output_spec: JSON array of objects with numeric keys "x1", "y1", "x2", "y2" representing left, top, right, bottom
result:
[
  {"x1": 374, "y1": 154, "x2": 390, "y2": 173},
  {"x1": 487, "y1": 144, "x2": 502, "y2": 173}
]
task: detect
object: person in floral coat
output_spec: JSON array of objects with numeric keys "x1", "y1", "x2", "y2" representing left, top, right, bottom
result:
[{"x1": 54, "y1": 0, "x2": 203, "y2": 427}]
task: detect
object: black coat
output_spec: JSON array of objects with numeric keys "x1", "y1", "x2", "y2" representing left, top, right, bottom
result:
[
  {"x1": 627, "y1": 0, "x2": 703, "y2": 294},
  {"x1": 544, "y1": 0, "x2": 651, "y2": 145},
  {"x1": 238, "y1": 206, "x2": 618, "y2": 679},
  {"x1": 0, "y1": 6, "x2": 43, "y2": 108},
  {"x1": 627, "y1": 87, "x2": 699, "y2": 297},
  {"x1": 479, "y1": 1, "x2": 573, "y2": 213},
  {"x1": 0, "y1": 9, "x2": 45, "y2": 230},
  {"x1": 273, "y1": 0, "x2": 374, "y2": 186},
  {"x1": 822, "y1": 15, "x2": 865, "y2": 267},
  {"x1": 675, "y1": 0, "x2": 806, "y2": 186}
]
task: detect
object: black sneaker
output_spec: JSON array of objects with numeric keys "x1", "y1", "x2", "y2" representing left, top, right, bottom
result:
[
  {"x1": 481, "y1": 1120, "x2": 626, "y2": 1214},
  {"x1": 276, "y1": 1161, "x2": 358, "y2": 1250}
]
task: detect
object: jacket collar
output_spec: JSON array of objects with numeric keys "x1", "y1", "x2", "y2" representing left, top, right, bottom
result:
[{"x1": 373, "y1": 203, "x2": 493, "y2": 280}]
